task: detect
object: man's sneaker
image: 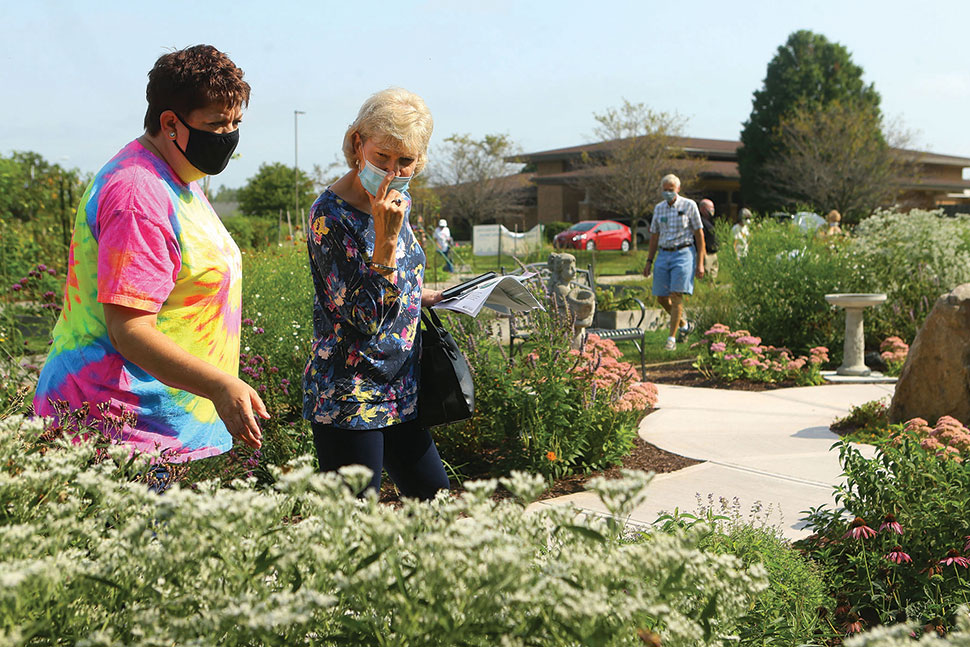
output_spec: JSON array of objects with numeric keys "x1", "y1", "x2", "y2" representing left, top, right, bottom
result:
[
  {"x1": 677, "y1": 320, "x2": 695, "y2": 342},
  {"x1": 664, "y1": 336, "x2": 677, "y2": 351}
]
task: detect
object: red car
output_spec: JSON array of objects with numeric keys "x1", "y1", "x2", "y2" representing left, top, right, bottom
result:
[{"x1": 553, "y1": 220, "x2": 632, "y2": 251}]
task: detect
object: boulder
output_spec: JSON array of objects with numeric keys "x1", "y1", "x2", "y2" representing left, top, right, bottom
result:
[{"x1": 889, "y1": 284, "x2": 970, "y2": 426}]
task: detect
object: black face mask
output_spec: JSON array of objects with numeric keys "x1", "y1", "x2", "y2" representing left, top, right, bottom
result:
[{"x1": 172, "y1": 112, "x2": 239, "y2": 176}]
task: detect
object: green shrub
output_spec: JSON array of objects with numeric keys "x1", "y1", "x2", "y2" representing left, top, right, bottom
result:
[
  {"x1": 717, "y1": 218, "x2": 860, "y2": 356},
  {"x1": 848, "y1": 209, "x2": 970, "y2": 345},
  {"x1": 436, "y1": 295, "x2": 657, "y2": 482},
  {"x1": 799, "y1": 426, "x2": 970, "y2": 635},
  {"x1": 0, "y1": 423, "x2": 768, "y2": 646},
  {"x1": 831, "y1": 398, "x2": 893, "y2": 444},
  {"x1": 653, "y1": 497, "x2": 833, "y2": 646},
  {"x1": 543, "y1": 220, "x2": 573, "y2": 243},
  {"x1": 222, "y1": 215, "x2": 256, "y2": 248}
]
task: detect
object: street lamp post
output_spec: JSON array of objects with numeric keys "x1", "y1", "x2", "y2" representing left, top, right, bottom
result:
[{"x1": 294, "y1": 110, "x2": 306, "y2": 230}]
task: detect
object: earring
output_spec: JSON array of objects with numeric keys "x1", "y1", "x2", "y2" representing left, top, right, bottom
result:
[{"x1": 169, "y1": 132, "x2": 176, "y2": 139}]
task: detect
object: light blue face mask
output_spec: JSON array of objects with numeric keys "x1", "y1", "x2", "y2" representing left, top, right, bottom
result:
[
  {"x1": 662, "y1": 190, "x2": 677, "y2": 202},
  {"x1": 358, "y1": 158, "x2": 412, "y2": 197}
]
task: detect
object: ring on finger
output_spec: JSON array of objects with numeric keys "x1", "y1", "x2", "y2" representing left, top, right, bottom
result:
[{"x1": 392, "y1": 198, "x2": 402, "y2": 206}]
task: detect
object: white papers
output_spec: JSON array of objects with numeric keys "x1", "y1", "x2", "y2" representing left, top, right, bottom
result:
[{"x1": 432, "y1": 272, "x2": 544, "y2": 317}]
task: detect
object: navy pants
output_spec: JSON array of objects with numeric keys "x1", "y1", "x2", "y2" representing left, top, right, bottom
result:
[{"x1": 311, "y1": 418, "x2": 450, "y2": 501}]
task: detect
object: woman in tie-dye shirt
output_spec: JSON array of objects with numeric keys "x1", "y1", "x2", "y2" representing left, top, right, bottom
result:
[
  {"x1": 303, "y1": 88, "x2": 449, "y2": 500},
  {"x1": 34, "y1": 45, "x2": 266, "y2": 464}
]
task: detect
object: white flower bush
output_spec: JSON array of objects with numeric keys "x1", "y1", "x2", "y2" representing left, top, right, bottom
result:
[
  {"x1": 845, "y1": 608, "x2": 970, "y2": 645},
  {"x1": 0, "y1": 424, "x2": 768, "y2": 646}
]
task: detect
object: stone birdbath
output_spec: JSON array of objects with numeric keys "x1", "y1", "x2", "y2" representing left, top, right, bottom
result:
[{"x1": 824, "y1": 293, "x2": 887, "y2": 376}]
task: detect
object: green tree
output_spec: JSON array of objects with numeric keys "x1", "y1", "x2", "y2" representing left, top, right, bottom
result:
[
  {"x1": 739, "y1": 30, "x2": 882, "y2": 212},
  {"x1": 238, "y1": 162, "x2": 316, "y2": 219},
  {"x1": 583, "y1": 100, "x2": 698, "y2": 250},
  {"x1": 761, "y1": 100, "x2": 912, "y2": 223}
]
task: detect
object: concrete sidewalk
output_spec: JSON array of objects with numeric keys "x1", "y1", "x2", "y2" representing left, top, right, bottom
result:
[{"x1": 535, "y1": 382, "x2": 895, "y2": 540}]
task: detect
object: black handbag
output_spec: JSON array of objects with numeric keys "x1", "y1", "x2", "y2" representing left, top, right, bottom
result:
[{"x1": 418, "y1": 308, "x2": 474, "y2": 427}]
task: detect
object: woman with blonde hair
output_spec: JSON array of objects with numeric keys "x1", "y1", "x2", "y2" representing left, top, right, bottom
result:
[{"x1": 302, "y1": 88, "x2": 448, "y2": 500}]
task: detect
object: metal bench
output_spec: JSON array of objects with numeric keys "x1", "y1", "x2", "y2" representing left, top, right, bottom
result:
[{"x1": 504, "y1": 263, "x2": 650, "y2": 379}]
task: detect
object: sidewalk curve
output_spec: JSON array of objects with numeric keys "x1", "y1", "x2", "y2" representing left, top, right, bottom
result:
[{"x1": 536, "y1": 382, "x2": 895, "y2": 540}]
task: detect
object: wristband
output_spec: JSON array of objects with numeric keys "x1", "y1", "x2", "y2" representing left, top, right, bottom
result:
[
  {"x1": 368, "y1": 261, "x2": 396, "y2": 272},
  {"x1": 646, "y1": 257, "x2": 654, "y2": 264}
]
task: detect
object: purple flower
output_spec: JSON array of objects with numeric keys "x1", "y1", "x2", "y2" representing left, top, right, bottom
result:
[
  {"x1": 258, "y1": 384, "x2": 267, "y2": 393},
  {"x1": 941, "y1": 550, "x2": 970, "y2": 567},
  {"x1": 47, "y1": 268, "x2": 56, "y2": 276},
  {"x1": 845, "y1": 517, "x2": 876, "y2": 540},
  {"x1": 254, "y1": 327, "x2": 265, "y2": 334},
  {"x1": 710, "y1": 342, "x2": 727, "y2": 353},
  {"x1": 879, "y1": 514, "x2": 903, "y2": 535},
  {"x1": 37, "y1": 264, "x2": 47, "y2": 272},
  {"x1": 885, "y1": 547, "x2": 912, "y2": 564},
  {"x1": 11, "y1": 284, "x2": 22, "y2": 292}
]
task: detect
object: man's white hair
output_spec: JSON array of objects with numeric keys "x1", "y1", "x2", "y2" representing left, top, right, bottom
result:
[{"x1": 660, "y1": 174, "x2": 681, "y2": 189}]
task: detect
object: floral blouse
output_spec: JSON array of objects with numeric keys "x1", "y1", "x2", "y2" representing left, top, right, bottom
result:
[{"x1": 302, "y1": 189, "x2": 424, "y2": 430}]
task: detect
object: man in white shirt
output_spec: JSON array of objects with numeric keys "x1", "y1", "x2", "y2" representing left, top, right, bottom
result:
[{"x1": 642, "y1": 174, "x2": 705, "y2": 351}]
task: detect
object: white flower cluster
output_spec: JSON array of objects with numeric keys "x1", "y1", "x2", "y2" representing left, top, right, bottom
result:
[
  {"x1": 0, "y1": 424, "x2": 767, "y2": 646},
  {"x1": 844, "y1": 607, "x2": 970, "y2": 646}
]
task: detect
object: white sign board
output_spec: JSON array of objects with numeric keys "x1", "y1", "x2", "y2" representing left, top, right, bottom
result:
[{"x1": 472, "y1": 224, "x2": 544, "y2": 256}]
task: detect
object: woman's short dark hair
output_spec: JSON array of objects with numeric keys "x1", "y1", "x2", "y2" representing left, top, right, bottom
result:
[{"x1": 144, "y1": 45, "x2": 250, "y2": 135}]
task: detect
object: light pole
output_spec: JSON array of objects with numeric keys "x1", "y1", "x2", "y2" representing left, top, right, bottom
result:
[{"x1": 294, "y1": 110, "x2": 306, "y2": 227}]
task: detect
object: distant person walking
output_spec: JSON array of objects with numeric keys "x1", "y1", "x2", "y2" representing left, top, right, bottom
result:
[
  {"x1": 732, "y1": 208, "x2": 752, "y2": 258},
  {"x1": 698, "y1": 198, "x2": 719, "y2": 279},
  {"x1": 818, "y1": 209, "x2": 844, "y2": 238},
  {"x1": 433, "y1": 219, "x2": 456, "y2": 272},
  {"x1": 642, "y1": 174, "x2": 705, "y2": 351}
]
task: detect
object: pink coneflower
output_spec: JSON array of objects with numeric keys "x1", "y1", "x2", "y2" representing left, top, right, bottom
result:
[
  {"x1": 845, "y1": 517, "x2": 876, "y2": 540},
  {"x1": 940, "y1": 549, "x2": 970, "y2": 568},
  {"x1": 885, "y1": 546, "x2": 912, "y2": 564},
  {"x1": 879, "y1": 513, "x2": 903, "y2": 535},
  {"x1": 963, "y1": 536, "x2": 970, "y2": 553},
  {"x1": 845, "y1": 612, "x2": 863, "y2": 634}
]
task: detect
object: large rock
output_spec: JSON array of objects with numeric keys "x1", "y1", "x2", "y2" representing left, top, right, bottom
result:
[{"x1": 889, "y1": 284, "x2": 970, "y2": 425}]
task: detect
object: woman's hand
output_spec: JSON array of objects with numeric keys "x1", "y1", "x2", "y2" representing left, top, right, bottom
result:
[
  {"x1": 211, "y1": 375, "x2": 270, "y2": 450},
  {"x1": 422, "y1": 289, "x2": 444, "y2": 307},
  {"x1": 369, "y1": 170, "x2": 408, "y2": 270}
]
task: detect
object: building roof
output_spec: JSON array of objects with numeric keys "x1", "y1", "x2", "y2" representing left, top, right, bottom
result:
[
  {"x1": 514, "y1": 137, "x2": 970, "y2": 168},
  {"x1": 514, "y1": 136, "x2": 741, "y2": 163}
]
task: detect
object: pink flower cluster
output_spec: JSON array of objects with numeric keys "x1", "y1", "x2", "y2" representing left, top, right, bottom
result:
[
  {"x1": 880, "y1": 336, "x2": 909, "y2": 374},
  {"x1": 570, "y1": 334, "x2": 658, "y2": 412},
  {"x1": 695, "y1": 323, "x2": 828, "y2": 385},
  {"x1": 897, "y1": 415, "x2": 970, "y2": 461}
]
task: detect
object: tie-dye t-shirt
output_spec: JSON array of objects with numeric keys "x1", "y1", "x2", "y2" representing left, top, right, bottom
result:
[
  {"x1": 33, "y1": 140, "x2": 242, "y2": 462},
  {"x1": 302, "y1": 189, "x2": 424, "y2": 430}
]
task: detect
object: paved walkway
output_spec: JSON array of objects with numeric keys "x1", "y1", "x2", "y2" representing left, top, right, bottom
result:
[{"x1": 535, "y1": 382, "x2": 896, "y2": 540}]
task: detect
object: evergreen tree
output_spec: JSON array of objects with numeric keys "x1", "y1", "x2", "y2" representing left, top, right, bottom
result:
[{"x1": 738, "y1": 30, "x2": 882, "y2": 212}]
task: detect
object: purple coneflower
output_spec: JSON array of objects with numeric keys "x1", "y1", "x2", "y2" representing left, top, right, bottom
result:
[
  {"x1": 940, "y1": 549, "x2": 970, "y2": 568},
  {"x1": 879, "y1": 513, "x2": 903, "y2": 535},
  {"x1": 845, "y1": 517, "x2": 876, "y2": 540},
  {"x1": 964, "y1": 535, "x2": 970, "y2": 553},
  {"x1": 885, "y1": 546, "x2": 912, "y2": 564},
  {"x1": 845, "y1": 612, "x2": 863, "y2": 634}
]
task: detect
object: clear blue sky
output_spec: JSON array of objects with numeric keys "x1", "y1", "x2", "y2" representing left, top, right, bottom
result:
[{"x1": 4, "y1": 0, "x2": 969, "y2": 192}]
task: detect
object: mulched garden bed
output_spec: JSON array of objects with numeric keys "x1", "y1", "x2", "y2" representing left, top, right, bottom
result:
[{"x1": 644, "y1": 359, "x2": 801, "y2": 391}]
